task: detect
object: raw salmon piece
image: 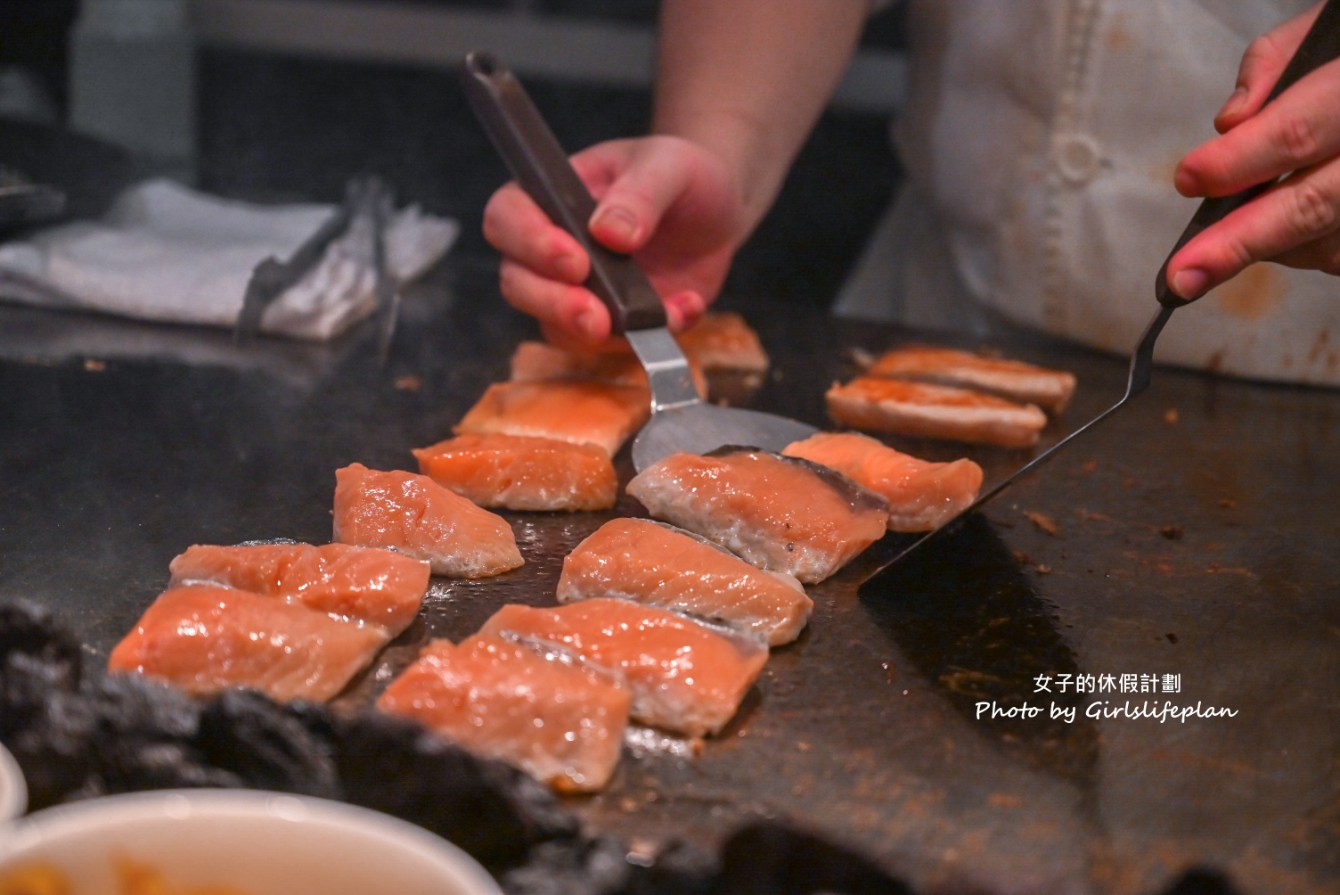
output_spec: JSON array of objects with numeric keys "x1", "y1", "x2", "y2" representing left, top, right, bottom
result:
[
  {"x1": 826, "y1": 376, "x2": 1048, "y2": 448},
  {"x1": 413, "y1": 432, "x2": 617, "y2": 512},
  {"x1": 168, "y1": 542, "x2": 429, "y2": 636},
  {"x1": 479, "y1": 599, "x2": 768, "y2": 737},
  {"x1": 454, "y1": 380, "x2": 650, "y2": 456},
  {"x1": 376, "y1": 636, "x2": 630, "y2": 793},
  {"x1": 556, "y1": 518, "x2": 812, "y2": 646},
  {"x1": 332, "y1": 463, "x2": 523, "y2": 578},
  {"x1": 508, "y1": 340, "x2": 708, "y2": 396},
  {"x1": 108, "y1": 584, "x2": 387, "y2": 702},
  {"x1": 866, "y1": 345, "x2": 1077, "y2": 413},
  {"x1": 676, "y1": 311, "x2": 770, "y2": 375},
  {"x1": 783, "y1": 431, "x2": 984, "y2": 532},
  {"x1": 626, "y1": 449, "x2": 888, "y2": 584}
]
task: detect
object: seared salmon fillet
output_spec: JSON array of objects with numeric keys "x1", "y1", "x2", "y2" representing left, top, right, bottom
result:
[
  {"x1": 866, "y1": 345, "x2": 1076, "y2": 413},
  {"x1": 675, "y1": 311, "x2": 770, "y2": 376},
  {"x1": 557, "y1": 518, "x2": 812, "y2": 646},
  {"x1": 479, "y1": 598, "x2": 768, "y2": 738},
  {"x1": 376, "y1": 635, "x2": 630, "y2": 793},
  {"x1": 782, "y1": 431, "x2": 983, "y2": 532},
  {"x1": 507, "y1": 340, "x2": 708, "y2": 397},
  {"x1": 108, "y1": 584, "x2": 387, "y2": 702},
  {"x1": 333, "y1": 463, "x2": 523, "y2": 578},
  {"x1": 168, "y1": 541, "x2": 429, "y2": 636},
  {"x1": 626, "y1": 449, "x2": 888, "y2": 584},
  {"x1": 454, "y1": 380, "x2": 650, "y2": 456},
  {"x1": 413, "y1": 432, "x2": 617, "y2": 512},
  {"x1": 826, "y1": 376, "x2": 1048, "y2": 448}
]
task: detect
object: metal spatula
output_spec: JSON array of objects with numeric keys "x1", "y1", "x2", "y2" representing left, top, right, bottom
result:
[
  {"x1": 860, "y1": 0, "x2": 1340, "y2": 587},
  {"x1": 460, "y1": 52, "x2": 816, "y2": 471}
]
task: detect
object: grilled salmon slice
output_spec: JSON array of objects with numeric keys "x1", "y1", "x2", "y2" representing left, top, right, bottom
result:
[
  {"x1": 626, "y1": 448, "x2": 888, "y2": 584},
  {"x1": 167, "y1": 541, "x2": 429, "y2": 636},
  {"x1": 108, "y1": 584, "x2": 387, "y2": 702},
  {"x1": 454, "y1": 380, "x2": 650, "y2": 456},
  {"x1": 413, "y1": 432, "x2": 617, "y2": 512},
  {"x1": 508, "y1": 340, "x2": 709, "y2": 397},
  {"x1": 333, "y1": 463, "x2": 523, "y2": 578},
  {"x1": 826, "y1": 376, "x2": 1048, "y2": 448},
  {"x1": 675, "y1": 311, "x2": 770, "y2": 376},
  {"x1": 479, "y1": 598, "x2": 768, "y2": 738},
  {"x1": 865, "y1": 345, "x2": 1076, "y2": 413},
  {"x1": 782, "y1": 431, "x2": 983, "y2": 532},
  {"x1": 376, "y1": 635, "x2": 630, "y2": 793},
  {"x1": 557, "y1": 518, "x2": 811, "y2": 646}
]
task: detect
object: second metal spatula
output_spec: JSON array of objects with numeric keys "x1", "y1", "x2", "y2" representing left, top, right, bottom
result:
[{"x1": 460, "y1": 52, "x2": 815, "y2": 471}]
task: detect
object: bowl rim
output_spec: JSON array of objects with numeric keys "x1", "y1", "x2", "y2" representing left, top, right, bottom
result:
[
  {"x1": 0, "y1": 788, "x2": 502, "y2": 894},
  {"x1": 0, "y1": 742, "x2": 26, "y2": 822}
]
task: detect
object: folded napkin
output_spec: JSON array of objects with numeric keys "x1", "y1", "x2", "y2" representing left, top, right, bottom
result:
[{"x1": 0, "y1": 178, "x2": 458, "y2": 341}]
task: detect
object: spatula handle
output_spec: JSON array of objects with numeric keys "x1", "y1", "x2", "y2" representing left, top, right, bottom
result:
[
  {"x1": 460, "y1": 51, "x2": 668, "y2": 333},
  {"x1": 1156, "y1": 0, "x2": 1340, "y2": 307}
]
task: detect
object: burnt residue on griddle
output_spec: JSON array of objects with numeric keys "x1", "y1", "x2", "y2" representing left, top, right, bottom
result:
[{"x1": 857, "y1": 515, "x2": 1099, "y2": 796}]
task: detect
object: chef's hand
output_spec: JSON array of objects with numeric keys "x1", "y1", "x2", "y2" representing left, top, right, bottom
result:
[
  {"x1": 1167, "y1": 2, "x2": 1340, "y2": 300},
  {"x1": 482, "y1": 135, "x2": 746, "y2": 349}
]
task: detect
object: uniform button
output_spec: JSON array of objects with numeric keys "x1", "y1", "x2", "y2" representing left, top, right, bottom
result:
[{"x1": 1055, "y1": 134, "x2": 1102, "y2": 183}]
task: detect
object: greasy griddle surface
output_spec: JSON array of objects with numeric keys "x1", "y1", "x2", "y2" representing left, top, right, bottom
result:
[{"x1": 2, "y1": 259, "x2": 1336, "y2": 895}]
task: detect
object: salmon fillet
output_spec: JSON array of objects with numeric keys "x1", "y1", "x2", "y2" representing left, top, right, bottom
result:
[
  {"x1": 413, "y1": 432, "x2": 617, "y2": 512},
  {"x1": 826, "y1": 376, "x2": 1048, "y2": 448},
  {"x1": 783, "y1": 431, "x2": 984, "y2": 532},
  {"x1": 376, "y1": 636, "x2": 630, "y2": 793},
  {"x1": 508, "y1": 340, "x2": 709, "y2": 397},
  {"x1": 454, "y1": 380, "x2": 650, "y2": 456},
  {"x1": 866, "y1": 345, "x2": 1076, "y2": 413},
  {"x1": 108, "y1": 584, "x2": 387, "y2": 702},
  {"x1": 557, "y1": 518, "x2": 812, "y2": 646},
  {"x1": 479, "y1": 599, "x2": 768, "y2": 738},
  {"x1": 332, "y1": 463, "x2": 523, "y2": 578},
  {"x1": 167, "y1": 541, "x2": 429, "y2": 636},
  {"x1": 626, "y1": 449, "x2": 888, "y2": 584},
  {"x1": 676, "y1": 311, "x2": 770, "y2": 375}
]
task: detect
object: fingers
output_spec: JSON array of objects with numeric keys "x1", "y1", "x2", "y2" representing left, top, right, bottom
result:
[
  {"x1": 1212, "y1": 4, "x2": 1320, "y2": 132},
  {"x1": 482, "y1": 182, "x2": 589, "y2": 284},
  {"x1": 1166, "y1": 156, "x2": 1340, "y2": 298},
  {"x1": 1176, "y1": 58, "x2": 1340, "y2": 199},
  {"x1": 497, "y1": 258, "x2": 611, "y2": 347}
]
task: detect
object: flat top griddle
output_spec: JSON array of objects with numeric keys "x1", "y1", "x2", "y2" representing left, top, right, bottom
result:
[{"x1": 1, "y1": 255, "x2": 1336, "y2": 895}]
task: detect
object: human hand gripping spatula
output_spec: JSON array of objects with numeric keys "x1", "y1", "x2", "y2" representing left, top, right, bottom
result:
[
  {"x1": 460, "y1": 53, "x2": 816, "y2": 471},
  {"x1": 859, "y1": 0, "x2": 1340, "y2": 589}
]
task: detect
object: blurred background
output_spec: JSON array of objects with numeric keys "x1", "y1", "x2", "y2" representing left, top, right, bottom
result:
[{"x1": 1, "y1": 0, "x2": 907, "y2": 306}]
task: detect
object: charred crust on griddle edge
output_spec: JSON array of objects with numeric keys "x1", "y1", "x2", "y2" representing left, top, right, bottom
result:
[{"x1": 0, "y1": 602, "x2": 1243, "y2": 895}]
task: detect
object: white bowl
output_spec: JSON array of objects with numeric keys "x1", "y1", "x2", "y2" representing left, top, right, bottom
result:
[
  {"x1": 0, "y1": 743, "x2": 25, "y2": 821},
  {"x1": 0, "y1": 789, "x2": 502, "y2": 895}
]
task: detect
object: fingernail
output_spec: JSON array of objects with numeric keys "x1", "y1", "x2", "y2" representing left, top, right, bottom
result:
[
  {"x1": 667, "y1": 292, "x2": 705, "y2": 329},
  {"x1": 1216, "y1": 86, "x2": 1248, "y2": 122},
  {"x1": 592, "y1": 206, "x2": 640, "y2": 245},
  {"x1": 1171, "y1": 268, "x2": 1210, "y2": 300},
  {"x1": 1173, "y1": 164, "x2": 1202, "y2": 196},
  {"x1": 574, "y1": 308, "x2": 602, "y2": 341}
]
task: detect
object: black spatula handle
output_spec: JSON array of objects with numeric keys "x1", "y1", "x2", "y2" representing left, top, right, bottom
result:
[
  {"x1": 460, "y1": 51, "x2": 668, "y2": 333},
  {"x1": 1156, "y1": 0, "x2": 1340, "y2": 306}
]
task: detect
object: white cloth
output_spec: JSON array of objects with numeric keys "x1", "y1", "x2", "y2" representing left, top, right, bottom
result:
[
  {"x1": 0, "y1": 178, "x2": 458, "y2": 342},
  {"x1": 835, "y1": 0, "x2": 1338, "y2": 386}
]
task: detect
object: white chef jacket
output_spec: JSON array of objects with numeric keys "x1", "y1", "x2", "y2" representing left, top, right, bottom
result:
[{"x1": 834, "y1": 0, "x2": 1339, "y2": 386}]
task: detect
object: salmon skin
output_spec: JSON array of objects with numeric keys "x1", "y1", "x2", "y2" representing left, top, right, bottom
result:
[
  {"x1": 479, "y1": 598, "x2": 768, "y2": 738},
  {"x1": 782, "y1": 431, "x2": 984, "y2": 533},
  {"x1": 333, "y1": 463, "x2": 523, "y2": 578},
  {"x1": 168, "y1": 541, "x2": 429, "y2": 637},
  {"x1": 557, "y1": 517, "x2": 812, "y2": 646},
  {"x1": 377, "y1": 635, "x2": 630, "y2": 793},
  {"x1": 413, "y1": 432, "x2": 617, "y2": 512},
  {"x1": 108, "y1": 584, "x2": 387, "y2": 702},
  {"x1": 626, "y1": 448, "x2": 888, "y2": 584},
  {"x1": 826, "y1": 376, "x2": 1048, "y2": 448},
  {"x1": 454, "y1": 380, "x2": 650, "y2": 456},
  {"x1": 864, "y1": 344, "x2": 1076, "y2": 413}
]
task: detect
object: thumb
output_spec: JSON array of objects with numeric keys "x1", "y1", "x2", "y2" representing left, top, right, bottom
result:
[{"x1": 586, "y1": 142, "x2": 693, "y2": 254}]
